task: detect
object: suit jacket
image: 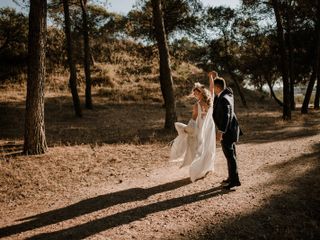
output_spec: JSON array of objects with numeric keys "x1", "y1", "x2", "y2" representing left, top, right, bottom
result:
[{"x1": 212, "y1": 87, "x2": 242, "y2": 143}]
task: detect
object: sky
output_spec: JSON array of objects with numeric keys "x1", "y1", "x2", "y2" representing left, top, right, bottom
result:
[
  {"x1": 105, "y1": 0, "x2": 240, "y2": 14},
  {"x1": 0, "y1": 0, "x2": 240, "y2": 14}
]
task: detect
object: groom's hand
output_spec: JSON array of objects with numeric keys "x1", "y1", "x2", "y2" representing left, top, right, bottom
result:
[{"x1": 217, "y1": 131, "x2": 223, "y2": 142}]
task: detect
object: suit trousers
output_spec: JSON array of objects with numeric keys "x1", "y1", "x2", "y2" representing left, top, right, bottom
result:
[{"x1": 221, "y1": 139, "x2": 240, "y2": 183}]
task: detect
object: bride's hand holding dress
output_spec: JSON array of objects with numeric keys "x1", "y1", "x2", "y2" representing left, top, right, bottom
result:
[{"x1": 170, "y1": 85, "x2": 216, "y2": 182}]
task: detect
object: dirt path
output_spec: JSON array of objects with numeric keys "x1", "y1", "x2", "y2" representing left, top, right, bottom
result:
[{"x1": 1, "y1": 132, "x2": 319, "y2": 240}]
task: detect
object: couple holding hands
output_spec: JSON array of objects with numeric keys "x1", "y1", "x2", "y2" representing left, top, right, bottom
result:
[{"x1": 170, "y1": 71, "x2": 242, "y2": 190}]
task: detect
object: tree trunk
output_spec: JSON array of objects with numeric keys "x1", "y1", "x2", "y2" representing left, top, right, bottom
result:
[
  {"x1": 24, "y1": 0, "x2": 48, "y2": 155},
  {"x1": 90, "y1": 52, "x2": 96, "y2": 66},
  {"x1": 151, "y1": 0, "x2": 177, "y2": 130},
  {"x1": 80, "y1": 0, "x2": 93, "y2": 109},
  {"x1": 289, "y1": 56, "x2": 295, "y2": 110},
  {"x1": 302, "y1": 71, "x2": 317, "y2": 113},
  {"x1": 271, "y1": 0, "x2": 291, "y2": 120},
  {"x1": 221, "y1": 32, "x2": 247, "y2": 107},
  {"x1": 266, "y1": 75, "x2": 283, "y2": 107},
  {"x1": 285, "y1": 4, "x2": 296, "y2": 110},
  {"x1": 301, "y1": 0, "x2": 320, "y2": 114},
  {"x1": 314, "y1": 76, "x2": 320, "y2": 109},
  {"x1": 63, "y1": 0, "x2": 82, "y2": 117},
  {"x1": 225, "y1": 63, "x2": 247, "y2": 108}
]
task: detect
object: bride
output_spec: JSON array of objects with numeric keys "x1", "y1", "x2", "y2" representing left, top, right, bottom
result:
[{"x1": 170, "y1": 82, "x2": 216, "y2": 182}]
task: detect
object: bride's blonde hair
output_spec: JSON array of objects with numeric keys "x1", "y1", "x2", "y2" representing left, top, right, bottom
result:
[{"x1": 192, "y1": 82, "x2": 213, "y2": 107}]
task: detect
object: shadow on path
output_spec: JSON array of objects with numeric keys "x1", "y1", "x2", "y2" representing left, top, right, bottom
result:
[
  {"x1": 0, "y1": 98, "x2": 169, "y2": 145},
  {"x1": 191, "y1": 143, "x2": 320, "y2": 240},
  {"x1": 0, "y1": 142, "x2": 23, "y2": 159},
  {"x1": 238, "y1": 109, "x2": 320, "y2": 144},
  {"x1": 0, "y1": 178, "x2": 192, "y2": 238},
  {"x1": 1, "y1": 97, "x2": 319, "y2": 147},
  {"x1": 26, "y1": 185, "x2": 227, "y2": 240}
]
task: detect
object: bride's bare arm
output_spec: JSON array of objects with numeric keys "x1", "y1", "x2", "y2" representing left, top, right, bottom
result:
[{"x1": 208, "y1": 71, "x2": 218, "y2": 96}]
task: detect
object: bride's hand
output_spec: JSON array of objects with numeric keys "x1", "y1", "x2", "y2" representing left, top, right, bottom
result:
[{"x1": 208, "y1": 71, "x2": 218, "y2": 79}]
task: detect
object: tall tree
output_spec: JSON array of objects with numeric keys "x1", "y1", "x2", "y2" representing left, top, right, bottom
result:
[
  {"x1": 315, "y1": 76, "x2": 320, "y2": 109},
  {"x1": 266, "y1": 75, "x2": 284, "y2": 107},
  {"x1": 151, "y1": 0, "x2": 177, "y2": 129},
  {"x1": 63, "y1": 0, "x2": 82, "y2": 117},
  {"x1": 127, "y1": 0, "x2": 203, "y2": 41},
  {"x1": 301, "y1": 0, "x2": 320, "y2": 114},
  {"x1": 242, "y1": 0, "x2": 314, "y2": 110},
  {"x1": 206, "y1": 7, "x2": 247, "y2": 107},
  {"x1": 315, "y1": 21, "x2": 320, "y2": 110},
  {"x1": 24, "y1": 0, "x2": 48, "y2": 155},
  {"x1": 80, "y1": 0, "x2": 93, "y2": 109},
  {"x1": 284, "y1": 0, "x2": 296, "y2": 110},
  {"x1": 271, "y1": 0, "x2": 291, "y2": 119}
]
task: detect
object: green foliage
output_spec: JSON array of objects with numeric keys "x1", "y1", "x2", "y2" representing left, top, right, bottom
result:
[
  {"x1": 46, "y1": 27, "x2": 65, "y2": 71},
  {"x1": 48, "y1": 1, "x2": 127, "y2": 65},
  {"x1": 48, "y1": 1, "x2": 126, "y2": 38},
  {"x1": 170, "y1": 37, "x2": 208, "y2": 65},
  {"x1": 201, "y1": 1, "x2": 317, "y2": 91},
  {"x1": 126, "y1": 0, "x2": 203, "y2": 41},
  {"x1": 0, "y1": 7, "x2": 28, "y2": 82},
  {"x1": 205, "y1": 7, "x2": 242, "y2": 76}
]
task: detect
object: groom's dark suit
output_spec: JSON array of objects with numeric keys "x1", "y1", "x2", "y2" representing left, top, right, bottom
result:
[{"x1": 213, "y1": 87, "x2": 242, "y2": 186}]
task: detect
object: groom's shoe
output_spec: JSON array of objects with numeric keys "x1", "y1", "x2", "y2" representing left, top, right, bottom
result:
[
  {"x1": 223, "y1": 181, "x2": 241, "y2": 190},
  {"x1": 221, "y1": 178, "x2": 230, "y2": 184}
]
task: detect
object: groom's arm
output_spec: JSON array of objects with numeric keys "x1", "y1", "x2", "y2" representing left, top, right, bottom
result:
[{"x1": 218, "y1": 98, "x2": 231, "y2": 134}]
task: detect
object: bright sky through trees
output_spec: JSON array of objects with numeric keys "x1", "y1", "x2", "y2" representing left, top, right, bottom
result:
[{"x1": 0, "y1": 0, "x2": 240, "y2": 14}]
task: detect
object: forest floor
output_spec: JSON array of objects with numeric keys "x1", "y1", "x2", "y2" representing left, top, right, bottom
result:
[{"x1": 0, "y1": 88, "x2": 319, "y2": 240}]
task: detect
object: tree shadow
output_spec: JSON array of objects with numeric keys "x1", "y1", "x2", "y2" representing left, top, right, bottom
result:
[
  {"x1": 0, "y1": 142, "x2": 23, "y2": 159},
  {"x1": 0, "y1": 96, "x2": 319, "y2": 147},
  {"x1": 25, "y1": 185, "x2": 227, "y2": 240},
  {"x1": 191, "y1": 143, "x2": 320, "y2": 240},
  {"x1": 0, "y1": 101, "x2": 25, "y2": 141},
  {"x1": 0, "y1": 178, "x2": 191, "y2": 238},
  {"x1": 0, "y1": 178, "x2": 229, "y2": 240},
  {"x1": 0, "y1": 96, "x2": 174, "y2": 146},
  {"x1": 237, "y1": 108, "x2": 320, "y2": 144}
]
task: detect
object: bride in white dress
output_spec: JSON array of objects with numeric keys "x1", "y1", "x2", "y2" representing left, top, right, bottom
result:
[{"x1": 170, "y1": 82, "x2": 216, "y2": 182}]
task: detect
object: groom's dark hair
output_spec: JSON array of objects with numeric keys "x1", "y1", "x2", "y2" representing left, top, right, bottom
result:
[{"x1": 214, "y1": 77, "x2": 226, "y2": 89}]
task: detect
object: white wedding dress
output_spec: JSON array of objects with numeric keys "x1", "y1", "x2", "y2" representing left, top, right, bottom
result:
[{"x1": 170, "y1": 102, "x2": 216, "y2": 182}]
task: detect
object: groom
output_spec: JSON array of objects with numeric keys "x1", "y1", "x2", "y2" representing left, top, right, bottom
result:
[{"x1": 209, "y1": 71, "x2": 242, "y2": 190}]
